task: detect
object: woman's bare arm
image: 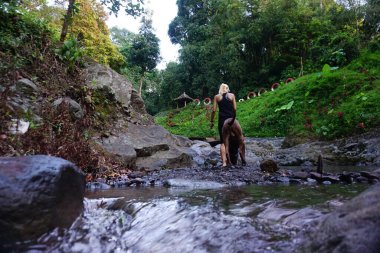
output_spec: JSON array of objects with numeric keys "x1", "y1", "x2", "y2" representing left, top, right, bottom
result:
[
  {"x1": 231, "y1": 94, "x2": 237, "y2": 116},
  {"x1": 210, "y1": 95, "x2": 218, "y2": 128}
]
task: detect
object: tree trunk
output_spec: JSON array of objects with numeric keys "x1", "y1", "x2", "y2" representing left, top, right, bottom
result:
[
  {"x1": 138, "y1": 76, "x2": 144, "y2": 96},
  {"x1": 299, "y1": 56, "x2": 304, "y2": 77},
  {"x1": 60, "y1": 0, "x2": 76, "y2": 42}
]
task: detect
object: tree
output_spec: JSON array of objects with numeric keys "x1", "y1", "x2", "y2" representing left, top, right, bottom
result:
[
  {"x1": 60, "y1": 0, "x2": 144, "y2": 42},
  {"x1": 363, "y1": 0, "x2": 380, "y2": 38},
  {"x1": 67, "y1": 0, "x2": 124, "y2": 66},
  {"x1": 124, "y1": 14, "x2": 160, "y2": 95},
  {"x1": 162, "y1": 0, "x2": 374, "y2": 105},
  {"x1": 110, "y1": 26, "x2": 137, "y2": 47},
  {"x1": 159, "y1": 62, "x2": 188, "y2": 110}
]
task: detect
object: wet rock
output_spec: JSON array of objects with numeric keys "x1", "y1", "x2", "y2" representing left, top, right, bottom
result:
[
  {"x1": 356, "y1": 176, "x2": 369, "y2": 183},
  {"x1": 350, "y1": 172, "x2": 361, "y2": 179},
  {"x1": 339, "y1": 172, "x2": 353, "y2": 184},
  {"x1": 193, "y1": 156, "x2": 206, "y2": 166},
  {"x1": 97, "y1": 136, "x2": 137, "y2": 168},
  {"x1": 53, "y1": 97, "x2": 84, "y2": 119},
  {"x1": 281, "y1": 135, "x2": 314, "y2": 148},
  {"x1": 309, "y1": 172, "x2": 323, "y2": 181},
  {"x1": 309, "y1": 172, "x2": 340, "y2": 184},
  {"x1": 135, "y1": 144, "x2": 170, "y2": 157},
  {"x1": 296, "y1": 183, "x2": 380, "y2": 253},
  {"x1": 190, "y1": 140, "x2": 220, "y2": 167},
  {"x1": 128, "y1": 172, "x2": 146, "y2": 178},
  {"x1": 106, "y1": 198, "x2": 134, "y2": 215},
  {"x1": 16, "y1": 78, "x2": 38, "y2": 96},
  {"x1": 289, "y1": 179, "x2": 303, "y2": 184},
  {"x1": 260, "y1": 159, "x2": 279, "y2": 173},
  {"x1": 307, "y1": 178, "x2": 317, "y2": 184},
  {"x1": 248, "y1": 128, "x2": 380, "y2": 167},
  {"x1": 86, "y1": 181, "x2": 112, "y2": 190},
  {"x1": 275, "y1": 176, "x2": 290, "y2": 184},
  {"x1": 360, "y1": 171, "x2": 380, "y2": 180},
  {"x1": 322, "y1": 175, "x2": 340, "y2": 183},
  {"x1": 326, "y1": 199, "x2": 344, "y2": 209},
  {"x1": 278, "y1": 157, "x2": 305, "y2": 166},
  {"x1": 293, "y1": 171, "x2": 309, "y2": 180},
  {"x1": 129, "y1": 178, "x2": 146, "y2": 186},
  {"x1": 136, "y1": 149, "x2": 194, "y2": 171},
  {"x1": 163, "y1": 179, "x2": 226, "y2": 189},
  {"x1": 0, "y1": 155, "x2": 85, "y2": 247},
  {"x1": 97, "y1": 122, "x2": 195, "y2": 171}
]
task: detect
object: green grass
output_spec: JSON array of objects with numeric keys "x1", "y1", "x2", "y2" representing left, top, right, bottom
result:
[{"x1": 155, "y1": 50, "x2": 380, "y2": 140}]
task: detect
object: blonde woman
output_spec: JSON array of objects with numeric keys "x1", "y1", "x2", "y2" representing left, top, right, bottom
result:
[{"x1": 210, "y1": 83, "x2": 237, "y2": 166}]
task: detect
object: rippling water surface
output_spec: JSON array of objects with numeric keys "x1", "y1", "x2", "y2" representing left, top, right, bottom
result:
[{"x1": 26, "y1": 183, "x2": 369, "y2": 253}]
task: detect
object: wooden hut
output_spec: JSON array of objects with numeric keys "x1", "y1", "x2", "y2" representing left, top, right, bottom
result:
[{"x1": 173, "y1": 92, "x2": 193, "y2": 108}]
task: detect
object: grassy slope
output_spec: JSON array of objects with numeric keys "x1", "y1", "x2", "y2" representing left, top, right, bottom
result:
[{"x1": 155, "y1": 50, "x2": 380, "y2": 140}]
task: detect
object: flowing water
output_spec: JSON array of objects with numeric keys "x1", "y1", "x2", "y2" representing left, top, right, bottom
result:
[{"x1": 26, "y1": 182, "x2": 369, "y2": 253}]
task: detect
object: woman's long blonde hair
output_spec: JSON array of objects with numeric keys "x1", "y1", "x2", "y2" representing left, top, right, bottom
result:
[{"x1": 218, "y1": 83, "x2": 230, "y2": 95}]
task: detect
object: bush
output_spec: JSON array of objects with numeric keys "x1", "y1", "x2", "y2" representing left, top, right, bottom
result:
[{"x1": 55, "y1": 37, "x2": 84, "y2": 71}]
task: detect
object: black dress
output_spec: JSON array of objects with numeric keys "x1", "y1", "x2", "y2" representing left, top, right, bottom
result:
[
  {"x1": 218, "y1": 92, "x2": 239, "y2": 164},
  {"x1": 217, "y1": 92, "x2": 234, "y2": 142}
]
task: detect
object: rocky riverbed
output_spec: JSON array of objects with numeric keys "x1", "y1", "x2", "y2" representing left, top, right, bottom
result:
[
  {"x1": 88, "y1": 129, "x2": 380, "y2": 189},
  {"x1": 89, "y1": 163, "x2": 380, "y2": 190}
]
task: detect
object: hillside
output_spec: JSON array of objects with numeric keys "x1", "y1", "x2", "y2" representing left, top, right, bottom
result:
[
  {"x1": 155, "y1": 50, "x2": 380, "y2": 140},
  {"x1": 0, "y1": 9, "x2": 194, "y2": 179}
]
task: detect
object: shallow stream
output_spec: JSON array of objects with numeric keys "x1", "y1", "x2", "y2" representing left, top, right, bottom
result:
[{"x1": 28, "y1": 182, "x2": 369, "y2": 253}]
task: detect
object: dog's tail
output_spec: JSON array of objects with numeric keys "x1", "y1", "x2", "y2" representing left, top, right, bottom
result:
[{"x1": 228, "y1": 114, "x2": 236, "y2": 126}]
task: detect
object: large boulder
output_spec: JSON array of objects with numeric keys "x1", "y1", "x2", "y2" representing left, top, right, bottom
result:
[
  {"x1": 260, "y1": 159, "x2": 279, "y2": 173},
  {"x1": 0, "y1": 155, "x2": 85, "y2": 248},
  {"x1": 296, "y1": 183, "x2": 380, "y2": 253},
  {"x1": 84, "y1": 61, "x2": 154, "y2": 125},
  {"x1": 85, "y1": 62, "x2": 196, "y2": 171},
  {"x1": 96, "y1": 122, "x2": 195, "y2": 171}
]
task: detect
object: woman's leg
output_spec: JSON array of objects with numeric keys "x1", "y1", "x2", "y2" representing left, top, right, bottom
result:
[
  {"x1": 218, "y1": 117, "x2": 227, "y2": 166},
  {"x1": 220, "y1": 143, "x2": 227, "y2": 166}
]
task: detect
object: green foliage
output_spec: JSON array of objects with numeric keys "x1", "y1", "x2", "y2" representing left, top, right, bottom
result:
[
  {"x1": 275, "y1": 100, "x2": 294, "y2": 112},
  {"x1": 119, "y1": 14, "x2": 160, "y2": 95},
  {"x1": 110, "y1": 27, "x2": 136, "y2": 47},
  {"x1": 161, "y1": 0, "x2": 372, "y2": 104},
  {"x1": 368, "y1": 35, "x2": 380, "y2": 52},
  {"x1": 0, "y1": 7, "x2": 54, "y2": 58},
  {"x1": 67, "y1": 0, "x2": 124, "y2": 66},
  {"x1": 124, "y1": 15, "x2": 160, "y2": 73},
  {"x1": 98, "y1": 0, "x2": 144, "y2": 17},
  {"x1": 155, "y1": 50, "x2": 380, "y2": 140},
  {"x1": 363, "y1": 0, "x2": 380, "y2": 38},
  {"x1": 155, "y1": 104, "x2": 217, "y2": 138},
  {"x1": 55, "y1": 37, "x2": 83, "y2": 70}
]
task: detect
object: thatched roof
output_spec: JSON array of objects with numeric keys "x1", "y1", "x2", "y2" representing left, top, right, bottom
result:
[{"x1": 173, "y1": 92, "x2": 193, "y2": 101}]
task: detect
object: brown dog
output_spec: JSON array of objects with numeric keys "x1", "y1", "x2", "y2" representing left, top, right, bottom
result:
[{"x1": 222, "y1": 117, "x2": 246, "y2": 166}]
